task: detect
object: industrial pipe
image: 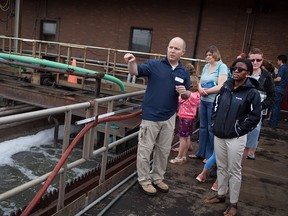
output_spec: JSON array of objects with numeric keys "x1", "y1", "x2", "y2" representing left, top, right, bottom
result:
[{"x1": 0, "y1": 53, "x2": 125, "y2": 92}]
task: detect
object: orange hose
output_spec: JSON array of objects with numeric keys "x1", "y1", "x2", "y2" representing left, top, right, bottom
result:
[{"x1": 21, "y1": 109, "x2": 141, "y2": 216}]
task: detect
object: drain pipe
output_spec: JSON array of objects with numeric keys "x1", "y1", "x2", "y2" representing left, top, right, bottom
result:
[
  {"x1": 246, "y1": 9, "x2": 256, "y2": 53},
  {"x1": 48, "y1": 115, "x2": 59, "y2": 147},
  {"x1": 192, "y1": 0, "x2": 205, "y2": 60}
]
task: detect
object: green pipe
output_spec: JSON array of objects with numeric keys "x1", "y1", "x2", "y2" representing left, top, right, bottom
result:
[{"x1": 0, "y1": 53, "x2": 125, "y2": 92}]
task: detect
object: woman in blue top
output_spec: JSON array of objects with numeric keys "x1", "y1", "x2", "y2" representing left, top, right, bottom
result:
[{"x1": 189, "y1": 45, "x2": 228, "y2": 162}]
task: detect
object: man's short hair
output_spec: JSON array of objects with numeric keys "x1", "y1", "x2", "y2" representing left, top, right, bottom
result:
[
  {"x1": 249, "y1": 48, "x2": 263, "y2": 56},
  {"x1": 277, "y1": 55, "x2": 287, "y2": 64}
]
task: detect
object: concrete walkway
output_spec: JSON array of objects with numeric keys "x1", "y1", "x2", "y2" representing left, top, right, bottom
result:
[{"x1": 85, "y1": 121, "x2": 288, "y2": 216}]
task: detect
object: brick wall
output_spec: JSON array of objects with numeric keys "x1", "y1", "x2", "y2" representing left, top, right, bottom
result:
[{"x1": 0, "y1": 0, "x2": 287, "y2": 67}]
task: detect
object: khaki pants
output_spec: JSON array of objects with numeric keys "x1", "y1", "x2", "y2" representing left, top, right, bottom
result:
[
  {"x1": 214, "y1": 135, "x2": 246, "y2": 203},
  {"x1": 137, "y1": 114, "x2": 176, "y2": 186}
]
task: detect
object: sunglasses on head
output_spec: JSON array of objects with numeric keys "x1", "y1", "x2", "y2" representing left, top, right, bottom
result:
[
  {"x1": 250, "y1": 59, "x2": 263, "y2": 62},
  {"x1": 231, "y1": 66, "x2": 247, "y2": 73}
]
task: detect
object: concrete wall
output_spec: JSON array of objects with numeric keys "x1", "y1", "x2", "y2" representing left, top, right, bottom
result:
[{"x1": 0, "y1": 0, "x2": 287, "y2": 66}]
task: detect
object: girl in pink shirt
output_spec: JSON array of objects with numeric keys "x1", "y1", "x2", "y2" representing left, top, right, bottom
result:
[{"x1": 170, "y1": 75, "x2": 200, "y2": 164}]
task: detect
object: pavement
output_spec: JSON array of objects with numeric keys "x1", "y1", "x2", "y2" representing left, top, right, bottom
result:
[{"x1": 84, "y1": 120, "x2": 288, "y2": 216}]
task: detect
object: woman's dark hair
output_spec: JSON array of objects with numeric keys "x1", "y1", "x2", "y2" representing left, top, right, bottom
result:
[
  {"x1": 230, "y1": 58, "x2": 253, "y2": 75},
  {"x1": 261, "y1": 59, "x2": 275, "y2": 73}
]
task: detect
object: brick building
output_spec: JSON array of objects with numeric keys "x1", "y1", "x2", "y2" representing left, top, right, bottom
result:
[{"x1": 0, "y1": 0, "x2": 287, "y2": 66}]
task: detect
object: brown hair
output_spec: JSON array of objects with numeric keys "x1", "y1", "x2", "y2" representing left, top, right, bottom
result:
[
  {"x1": 185, "y1": 63, "x2": 196, "y2": 75},
  {"x1": 205, "y1": 45, "x2": 221, "y2": 61},
  {"x1": 249, "y1": 48, "x2": 263, "y2": 56},
  {"x1": 190, "y1": 75, "x2": 199, "y2": 92},
  {"x1": 261, "y1": 59, "x2": 275, "y2": 73},
  {"x1": 237, "y1": 52, "x2": 247, "y2": 59}
]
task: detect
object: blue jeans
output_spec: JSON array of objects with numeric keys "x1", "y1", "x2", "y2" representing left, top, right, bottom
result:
[
  {"x1": 246, "y1": 121, "x2": 261, "y2": 148},
  {"x1": 197, "y1": 100, "x2": 214, "y2": 159},
  {"x1": 269, "y1": 89, "x2": 285, "y2": 128},
  {"x1": 204, "y1": 152, "x2": 216, "y2": 170}
]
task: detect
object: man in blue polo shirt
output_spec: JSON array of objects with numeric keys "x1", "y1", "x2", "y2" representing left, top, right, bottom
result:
[
  {"x1": 124, "y1": 37, "x2": 190, "y2": 196},
  {"x1": 269, "y1": 54, "x2": 288, "y2": 128}
]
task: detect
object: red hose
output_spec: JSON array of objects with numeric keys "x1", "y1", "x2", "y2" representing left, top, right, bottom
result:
[{"x1": 20, "y1": 109, "x2": 141, "y2": 216}]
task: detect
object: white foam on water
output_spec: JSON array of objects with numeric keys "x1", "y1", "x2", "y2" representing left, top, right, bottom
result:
[
  {"x1": 13, "y1": 163, "x2": 39, "y2": 181},
  {"x1": 0, "y1": 201, "x2": 17, "y2": 216},
  {"x1": 37, "y1": 146, "x2": 62, "y2": 163},
  {"x1": 0, "y1": 124, "x2": 83, "y2": 215},
  {"x1": 0, "y1": 125, "x2": 81, "y2": 166},
  {"x1": 71, "y1": 167, "x2": 91, "y2": 177}
]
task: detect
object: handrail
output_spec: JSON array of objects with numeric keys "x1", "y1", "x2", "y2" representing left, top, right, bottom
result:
[
  {"x1": 0, "y1": 90, "x2": 145, "y2": 215},
  {"x1": 0, "y1": 53, "x2": 125, "y2": 92},
  {"x1": 0, "y1": 36, "x2": 205, "y2": 62},
  {"x1": 0, "y1": 36, "x2": 207, "y2": 78},
  {"x1": 21, "y1": 108, "x2": 142, "y2": 216}
]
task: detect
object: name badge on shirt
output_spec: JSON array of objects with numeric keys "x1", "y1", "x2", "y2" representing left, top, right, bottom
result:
[{"x1": 175, "y1": 76, "x2": 184, "y2": 84}]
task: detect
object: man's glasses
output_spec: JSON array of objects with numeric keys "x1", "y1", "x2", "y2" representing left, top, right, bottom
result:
[
  {"x1": 231, "y1": 67, "x2": 247, "y2": 73},
  {"x1": 250, "y1": 59, "x2": 263, "y2": 62}
]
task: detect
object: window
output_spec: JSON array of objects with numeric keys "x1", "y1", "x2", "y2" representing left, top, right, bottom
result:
[
  {"x1": 40, "y1": 20, "x2": 57, "y2": 41},
  {"x1": 129, "y1": 28, "x2": 152, "y2": 54}
]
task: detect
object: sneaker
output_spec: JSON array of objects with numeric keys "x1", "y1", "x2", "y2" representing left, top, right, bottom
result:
[
  {"x1": 139, "y1": 184, "x2": 157, "y2": 196},
  {"x1": 211, "y1": 182, "x2": 218, "y2": 191},
  {"x1": 153, "y1": 181, "x2": 169, "y2": 193},
  {"x1": 169, "y1": 157, "x2": 184, "y2": 164},
  {"x1": 196, "y1": 174, "x2": 206, "y2": 183}
]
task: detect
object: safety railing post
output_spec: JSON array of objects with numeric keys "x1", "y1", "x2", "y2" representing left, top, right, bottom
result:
[
  {"x1": 1, "y1": 38, "x2": 3, "y2": 52},
  {"x1": 99, "y1": 100, "x2": 113, "y2": 183},
  {"x1": 82, "y1": 102, "x2": 96, "y2": 159},
  {"x1": 106, "y1": 48, "x2": 111, "y2": 74},
  {"x1": 112, "y1": 50, "x2": 117, "y2": 77},
  {"x1": 90, "y1": 100, "x2": 98, "y2": 156},
  {"x1": 38, "y1": 42, "x2": 42, "y2": 58},
  {"x1": 8, "y1": 37, "x2": 12, "y2": 54},
  {"x1": 32, "y1": 41, "x2": 37, "y2": 58},
  {"x1": 57, "y1": 110, "x2": 72, "y2": 211},
  {"x1": 19, "y1": 39, "x2": 23, "y2": 55}
]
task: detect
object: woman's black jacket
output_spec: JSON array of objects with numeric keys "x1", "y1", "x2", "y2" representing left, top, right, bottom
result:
[{"x1": 211, "y1": 78, "x2": 261, "y2": 139}]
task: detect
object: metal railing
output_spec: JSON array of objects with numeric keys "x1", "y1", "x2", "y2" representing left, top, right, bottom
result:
[
  {"x1": 0, "y1": 89, "x2": 145, "y2": 214},
  {"x1": 0, "y1": 36, "x2": 206, "y2": 81}
]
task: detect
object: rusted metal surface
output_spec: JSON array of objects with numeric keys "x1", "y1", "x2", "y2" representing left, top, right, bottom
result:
[{"x1": 0, "y1": 76, "x2": 95, "y2": 117}]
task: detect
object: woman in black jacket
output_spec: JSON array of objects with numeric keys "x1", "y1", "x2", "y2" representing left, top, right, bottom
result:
[{"x1": 204, "y1": 58, "x2": 261, "y2": 216}]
